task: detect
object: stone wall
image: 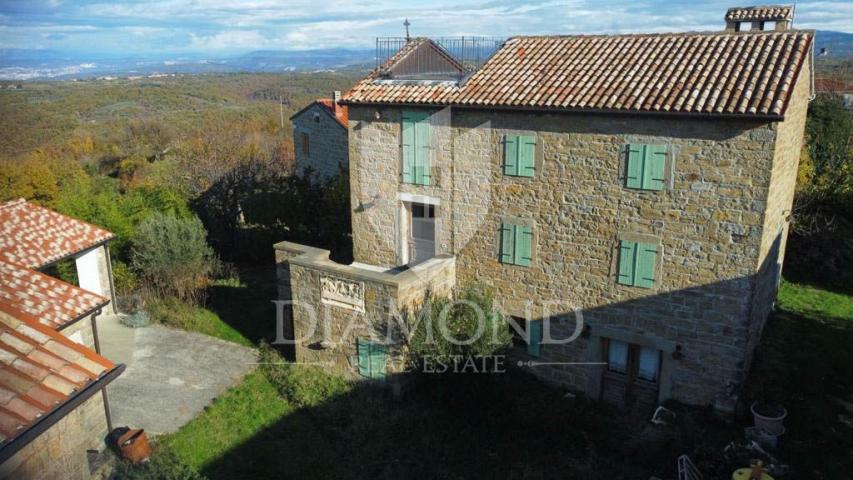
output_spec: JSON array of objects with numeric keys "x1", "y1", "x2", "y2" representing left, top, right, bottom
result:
[
  {"x1": 345, "y1": 81, "x2": 809, "y2": 404},
  {"x1": 293, "y1": 103, "x2": 348, "y2": 182},
  {"x1": 275, "y1": 241, "x2": 455, "y2": 379},
  {"x1": 0, "y1": 393, "x2": 108, "y2": 480},
  {"x1": 746, "y1": 54, "x2": 813, "y2": 367},
  {"x1": 60, "y1": 315, "x2": 97, "y2": 350}
]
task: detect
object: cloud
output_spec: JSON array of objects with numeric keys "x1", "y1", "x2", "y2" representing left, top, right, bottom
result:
[{"x1": 0, "y1": 0, "x2": 850, "y2": 56}]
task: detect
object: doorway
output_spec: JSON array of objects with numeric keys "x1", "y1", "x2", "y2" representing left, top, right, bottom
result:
[
  {"x1": 406, "y1": 202, "x2": 435, "y2": 265},
  {"x1": 600, "y1": 338, "x2": 661, "y2": 410}
]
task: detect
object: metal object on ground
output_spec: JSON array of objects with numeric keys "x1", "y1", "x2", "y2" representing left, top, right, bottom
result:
[
  {"x1": 118, "y1": 428, "x2": 151, "y2": 464},
  {"x1": 677, "y1": 454, "x2": 703, "y2": 480}
]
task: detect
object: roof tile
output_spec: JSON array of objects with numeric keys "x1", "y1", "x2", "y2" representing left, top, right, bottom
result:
[{"x1": 343, "y1": 31, "x2": 813, "y2": 118}]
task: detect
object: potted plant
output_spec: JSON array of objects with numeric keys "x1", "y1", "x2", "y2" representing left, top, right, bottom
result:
[{"x1": 751, "y1": 400, "x2": 787, "y2": 436}]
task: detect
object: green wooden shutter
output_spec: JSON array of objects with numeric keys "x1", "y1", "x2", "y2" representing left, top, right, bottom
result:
[
  {"x1": 415, "y1": 114, "x2": 431, "y2": 185},
  {"x1": 504, "y1": 135, "x2": 518, "y2": 176},
  {"x1": 527, "y1": 320, "x2": 542, "y2": 357},
  {"x1": 643, "y1": 145, "x2": 666, "y2": 190},
  {"x1": 635, "y1": 242, "x2": 658, "y2": 289},
  {"x1": 515, "y1": 225, "x2": 533, "y2": 267},
  {"x1": 617, "y1": 240, "x2": 637, "y2": 285},
  {"x1": 402, "y1": 112, "x2": 415, "y2": 183},
  {"x1": 500, "y1": 223, "x2": 515, "y2": 264},
  {"x1": 518, "y1": 135, "x2": 536, "y2": 177},
  {"x1": 626, "y1": 144, "x2": 643, "y2": 189},
  {"x1": 357, "y1": 338, "x2": 370, "y2": 377},
  {"x1": 369, "y1": 342, "x2": 387, "y2": 379}
]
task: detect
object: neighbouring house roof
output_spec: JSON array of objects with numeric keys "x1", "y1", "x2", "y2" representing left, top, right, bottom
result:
[
  {"x1": 342, "y1": 30, "x2": 814, "y2": 119},
  {"x1": 291, "y1": 99, "x2": 349, "y2": 129},
  {"x1": 814, "y1": 78, "x2": 853, "y2": 93},
  {"x1": 725, "y1": 5, "x2": 793, "y2": 22},
  {"x1": 0, "y1": 303, "x2": 122, "y2": 453},
  {"x1": 0, "y1": 199, "x2": 114, "y2": 270},
  {"x1": 0, "y1": 261, "x2": 108, "y2": 330}
]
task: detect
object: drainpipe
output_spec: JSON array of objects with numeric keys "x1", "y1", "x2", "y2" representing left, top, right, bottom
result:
[
  {"x1": 103, "y1": 243, "x2": 118, "y2": 315},
  {"x1": 91, "y1": 309, "x2": 115, "y2": 433}
]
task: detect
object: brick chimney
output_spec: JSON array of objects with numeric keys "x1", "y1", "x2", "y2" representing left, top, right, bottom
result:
[{"x1": 725, "y1": 5, "x2": 794, "y2": 32}]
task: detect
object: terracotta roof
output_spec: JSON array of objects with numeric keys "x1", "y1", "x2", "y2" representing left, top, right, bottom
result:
[
  {"x1": 342, "y1": 30, "x2": 813, "y2": 118},
  {"x1": 0, "y1": 303, "x2": 118, "y2": 447},
  {"x1": 0, "y1": 261, "x2": 108, "y2": 329},
  {"x1": 317, "y1": 99, "x2": 349, "y2": 128},
  {"x1": 726, "y1": 6, "x2": 793, "y2": 22},
  {"x1": 0, "y1": 199, "x2": 114, "y2": 269},
  {"x1": 814, "y1": 78, "x2": 853, "y2": 93}
]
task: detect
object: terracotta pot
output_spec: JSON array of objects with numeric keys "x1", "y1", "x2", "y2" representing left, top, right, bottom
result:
[
  {"x1": 118, "y1": 428, "x2": 151, "y2": 464},
  {"x1": 751, "y1": 401, "x2": 787, "y2": 436}
]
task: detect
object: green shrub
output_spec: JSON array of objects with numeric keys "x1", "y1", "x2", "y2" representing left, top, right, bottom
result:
[
  {"x1": 407, "y1": 283, "x2": 513, "y2": 368},
  {"x1": 131, "y1": 213, "x2": 218, "y2": 303},
  {"x1": 258, "y1": 344, "x2": 350, "y2": 408}
]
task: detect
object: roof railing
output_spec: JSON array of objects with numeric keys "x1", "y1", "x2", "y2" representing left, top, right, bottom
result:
[{"x1": 375, "y1": 36, "x2": 505, "y2": 73}]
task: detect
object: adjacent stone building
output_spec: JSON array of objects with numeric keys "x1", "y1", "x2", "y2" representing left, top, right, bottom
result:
[
  {"x1": 0, "y1": 199, "x2": 124, "y2": 479},
  {"x1": 290, "y1": 92, "x2": 349, "y2": 182},
  {"x1": 276, "y1": 6, "x2": 813, "y2": 410}
]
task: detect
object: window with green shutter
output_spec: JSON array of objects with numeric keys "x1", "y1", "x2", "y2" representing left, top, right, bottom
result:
[
  {"x1": 503, "y1": 135, "x2": 536, "y2": 177},
  {"x1": 499, "y1": 222, "x2": 533, "y2": 266},
  {"x1": 357, "y1": 338, "x2": 387, "y2": 379},
  {"x1": 402, "y1": 110, "x2": 431, "y2": 185},
  {"x1": 625, "y1": 144, "x2": 666, "y2": 191},
  {"x1": 527, "y1": 319, "x2": 542, "y2": 357},
  {"x1": 617, "y1": 240, "x2": 658, "y2": 288}
]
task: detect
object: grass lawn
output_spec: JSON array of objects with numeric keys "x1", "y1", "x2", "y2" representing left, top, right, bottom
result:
[{"x1": 120, "y1": 277, "x2": 853, "y2": 479}]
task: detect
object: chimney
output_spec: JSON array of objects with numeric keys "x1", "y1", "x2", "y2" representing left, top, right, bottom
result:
[
  {"x1": 724, "y1": 5, "x2": 794, "y2": 32},
  {"x1": 333, "y1": 90, "x2": 341, "y2": 104}
]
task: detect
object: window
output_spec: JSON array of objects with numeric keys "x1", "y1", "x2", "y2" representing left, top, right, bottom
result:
[
  {"x1": 302, "y1": 133, "x2": 310, "y2": 156},
  {"x1": 607, "y1": 339, "x2": 629, "y2": 374},
  {"x1": 402, "y1": 110, "x2": 431, "y2": 185},
  {"x1": 357, "y1": 338, "x2": 386, "y2": 379},
  {"x1": 499, "y1": 222, "x2": 533, "y2": 266},
  {"x1": 504, "y1": 134, "x2": 536, "y2": 177},
  {"x1": 604, "y1": 339, "x2": 660, "y2": 383},
  {"x1": 617, "y1": 240, "x2": 658, "y2": 288},
  {"x1": 625, "y1": 144, "x2": 666, "y2": 190}
]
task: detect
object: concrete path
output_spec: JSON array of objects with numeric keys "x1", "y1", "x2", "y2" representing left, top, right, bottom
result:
[{"x1": 98, "y1": 315, "x2": 257, "y2": 435}]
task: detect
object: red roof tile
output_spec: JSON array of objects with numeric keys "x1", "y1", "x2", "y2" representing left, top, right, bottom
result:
[
  {"x1": 342, "y1": 30, "x2": 813, "y2": 118},
  {"x1": 316, "y1": 99, "x2": 349, "y2": 128},
  {"x1": 0, "y1": 261, "x2": 108, "y2": 329},
  {"x1": 0, "y1": 199, "x2": 114, "y2": 270},
  {"x1": 0, "y1": 303, "x2": 116, "y2": 445},
  {"x1": 726, "y1": 6, "x2": 793, "y2": 22}
]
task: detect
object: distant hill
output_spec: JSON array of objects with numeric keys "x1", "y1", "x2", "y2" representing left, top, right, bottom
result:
[
  {"x1": 814, "y1": 30, "x2": 853, "y2": 58},
  {"x1": 0, "y1": 48, "x2": 375, "y2": 81}
]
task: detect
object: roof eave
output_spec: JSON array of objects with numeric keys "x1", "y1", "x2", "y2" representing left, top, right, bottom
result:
[
  {"x1": 0, "y1": 363, "x2": 125, "y2": 465},
  {"x1": 339, "y1": 101, "x2": 786, "y2": 122}
]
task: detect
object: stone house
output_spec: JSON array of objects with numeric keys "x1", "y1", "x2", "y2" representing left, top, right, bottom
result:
[
  {"x1": 275, "y1": 6, "x2": 813, "y2": 410},
  {"x1": 290, "y1": 92, "x2": 349, "y2": 181},
  {"x1": 0, "y1": 199, "x2": 124, "y2": 479}
]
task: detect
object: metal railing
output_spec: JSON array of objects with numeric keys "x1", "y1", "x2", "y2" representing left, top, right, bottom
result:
[{"x1": 375, "y1": 36, "x2": 505, "y2": 73}]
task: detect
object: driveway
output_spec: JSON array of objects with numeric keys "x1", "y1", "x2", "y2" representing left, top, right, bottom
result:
[{"x1": 98, "y1": 314, "x2": 257, "y2": 435}]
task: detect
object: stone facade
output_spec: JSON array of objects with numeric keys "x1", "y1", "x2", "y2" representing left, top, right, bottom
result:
[
  {"x1": 275, "y1": 242, "x2": 455, "y2": 379},
  {"x1": 342, "y1": 60, "x2": 811, "y2": 405},
  {"x1": 0, "y1": 394, "x2": 109, "y2": 480},
  {"x1": 60, "y1": 315, "x2": 97, "y2": 350},
  {"x1": 292, "y1": 103, "x2": 348, "y2": 182}
]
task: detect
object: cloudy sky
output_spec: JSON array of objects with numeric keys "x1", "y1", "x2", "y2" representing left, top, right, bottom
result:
[{"x1": 0, "y1": 0, "x2": 851, "y2": 56}]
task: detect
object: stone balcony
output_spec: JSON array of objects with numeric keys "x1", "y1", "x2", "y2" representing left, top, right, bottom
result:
[{"x1": 274, "y1": 241, "x2": 456, "y2": 377}]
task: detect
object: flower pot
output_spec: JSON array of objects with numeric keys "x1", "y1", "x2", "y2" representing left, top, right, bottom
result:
[{"x1": 751, "y1": 401, "x2": 787, "y2": 435}]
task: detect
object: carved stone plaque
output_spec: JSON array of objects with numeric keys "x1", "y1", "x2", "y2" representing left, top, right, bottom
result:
[{"x1": 320, "y1": 275, "x2": 365, "y2": 312}]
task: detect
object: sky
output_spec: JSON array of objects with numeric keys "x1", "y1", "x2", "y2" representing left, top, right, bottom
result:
[{"x1": 0, "y1": 0, "x2": 851, "y2": 57}]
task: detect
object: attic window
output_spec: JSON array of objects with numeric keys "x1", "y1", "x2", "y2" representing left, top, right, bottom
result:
[{"x1": 313, "y1": 113, "x2": 321, "y2": 123}]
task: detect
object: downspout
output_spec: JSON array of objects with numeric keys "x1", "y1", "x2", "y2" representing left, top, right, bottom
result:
[
  {"x1": 103, "y1": 243, "x2": 118, "y2": 315},
  {"x1": 91, "y1": 309, "x2": 114, "y2": 433}
]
